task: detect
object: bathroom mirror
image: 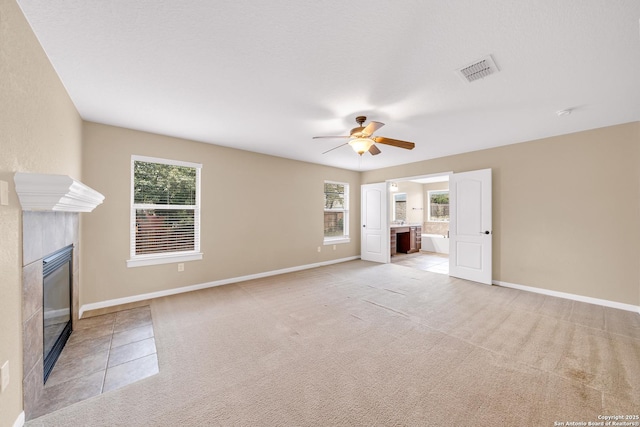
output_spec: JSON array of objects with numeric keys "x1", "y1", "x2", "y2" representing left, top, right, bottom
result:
[{"x1": 393, "y1": 193, "x2": 407, "y2": 222}]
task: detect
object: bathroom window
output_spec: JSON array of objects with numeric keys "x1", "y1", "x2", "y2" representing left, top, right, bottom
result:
[
  {"x1": 428, "y1": 190, "x2": 449, "y2": 222},
  {"x1": 128, "y1": 155, "x2": 203, "y2": 267},
  {"x1": 324, "y1": 181, "x2": 350, "y2": 244}
]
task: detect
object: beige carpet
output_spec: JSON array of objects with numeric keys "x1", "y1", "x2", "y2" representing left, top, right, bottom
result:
[{"x1": 26, "y1": 261, "x2": 640, "y2": 426}]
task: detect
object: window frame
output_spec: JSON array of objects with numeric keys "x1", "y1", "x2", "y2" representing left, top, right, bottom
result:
[
  {"x1": 427, "y1": 190, "x2": 450, "y2": 223},
  {"x1": 323, "y1": 180, "x2": 350, "y2": 245},
  {"x1": 127, "y1": 155, "x2": 203, "y2": 268}
]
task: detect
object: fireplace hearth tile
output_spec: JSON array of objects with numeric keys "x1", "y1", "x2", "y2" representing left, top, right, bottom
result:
[
  {"x1": 111, "y1": 323, "x2": 154, "y2": 348},
  {"x1": 74, "y1": 313, "x2": 116, "y2": 331},
  {"x1": 57, "y1": 335, "x2": 112, "y2": 363},
  {"x1": 108, "y1": 337, "x2": 157, "y2": 368},
  {"x1": 33, "y1": 370, "x2": 104, "y2": 419},
  {"x1": 65, "y1": 322, "x2": 114, "y2": 347},
  {"x1": 27, "y1": 305, "x2": 158, "y2": 420},
  {"x1": 102, "y1": 353, "x2": 159, "y2": 393},
  {"x1": 114, "y1": 306, "x2": 152, "y2": 332},
  {"x1": 45, "y1": 350, "x2": 109, "y2": 388}
]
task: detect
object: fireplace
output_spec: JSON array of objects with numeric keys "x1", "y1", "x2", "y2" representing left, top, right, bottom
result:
[
  {"x1": 16, "y1": 172, "x2": 104, "y2": 420},
  {"x1": 42, "y1": 244, "x2": 73, "y2": 382}
]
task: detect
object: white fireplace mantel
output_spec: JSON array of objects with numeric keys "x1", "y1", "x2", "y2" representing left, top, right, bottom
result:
[{"x1": 14, "y1": 172, "x2": 105, "y2": 212}]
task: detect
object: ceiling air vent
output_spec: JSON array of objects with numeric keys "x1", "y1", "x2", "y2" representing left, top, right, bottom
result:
[{"x1": 456, "y1": 55, "x2": 499, "y2": 83}]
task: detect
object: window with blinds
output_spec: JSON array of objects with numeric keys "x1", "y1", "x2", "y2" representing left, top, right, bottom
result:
[
  {"x1": 128, "y1": 155, "x2": 203, "y2": 268},
  {"x1": 324, "y1": 181, "x2": 349, "y2": 243}
]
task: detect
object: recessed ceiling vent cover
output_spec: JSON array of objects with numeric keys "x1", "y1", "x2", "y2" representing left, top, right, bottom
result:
[{"x1": 456, "y1": 55, "x2": 499, "y2": 83}]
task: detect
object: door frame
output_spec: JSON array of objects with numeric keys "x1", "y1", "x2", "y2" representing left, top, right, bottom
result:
[
  {"x1": 380, "y1": 172, "x2": 453, "y2": 264},
  {"x1": 363, "y1": 170, "x2": 492, "y2": 284}
]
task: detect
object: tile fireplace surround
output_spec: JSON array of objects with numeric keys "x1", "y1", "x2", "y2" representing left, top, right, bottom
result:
[
  {"x1": 22, "y1": 211, "x2": 80, "y2": 420},
  {"x1": 15, "y1": 171, "x2": 105, "y2": 420}
]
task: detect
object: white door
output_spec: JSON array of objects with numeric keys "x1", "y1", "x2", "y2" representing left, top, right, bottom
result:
[
  {"x1": 361, "y1": 182, "x2": 388, "y2": 263},
  {"x1": 449, "y1": 169, "x2": 492, "y2": 285}
]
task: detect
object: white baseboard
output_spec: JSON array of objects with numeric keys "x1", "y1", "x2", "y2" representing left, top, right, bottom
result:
[
  {"x1": 80, "y1": 256, "x2": 360, "y2": 318},
  {"x1": 13, "y1": 411, "x2": 25, "y2": 427},
  {"x1": 493, "y1": 280, "x2": 640, "y2": 314}
]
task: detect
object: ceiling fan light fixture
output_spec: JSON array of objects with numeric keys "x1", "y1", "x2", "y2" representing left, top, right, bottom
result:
[
  {"x1": 314, "y1": 116, "x2": 415, "y2": 156},
  {"x1": 349, "y1": 137, "x2": 374, "y2": 155}
]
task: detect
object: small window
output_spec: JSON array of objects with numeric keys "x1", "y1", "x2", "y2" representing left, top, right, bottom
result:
[
  {"x1": 324, "y1": 181, "x2": 350, "y2": 244},
  {"x1": 128, "y1": 155, "x2": 203, "y2": 267},
  {"x1": 428, "y1": 190, "x2": 449, "y2": 222}
]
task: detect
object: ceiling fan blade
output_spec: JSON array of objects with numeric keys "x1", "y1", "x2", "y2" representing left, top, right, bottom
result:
[
  {"x1": 362, "y1": 121, "x2": 384, "y2": 137},
  {"x1": 374, "y1": 136, "x2": 415, "y2": 150},
  {"x1": 368, "y1": 144, "x2": 381, "y2": 155},
  {"x1": 322, "y1": 142, "x2": 349, "y2": 154},
  {"x1": 312, "y1": 135, "x2": 351, "y2": 139}
]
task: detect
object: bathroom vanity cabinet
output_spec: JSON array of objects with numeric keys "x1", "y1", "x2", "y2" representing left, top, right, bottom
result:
[{"x1": 390, "y1": 225, "x2": 422, "y2": 255}]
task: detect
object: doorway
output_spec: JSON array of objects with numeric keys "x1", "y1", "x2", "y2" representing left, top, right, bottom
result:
[
  {"x1": 389, "y1": 173, "x2": 451, "y2": 275},
  {"x1": 362, "y1": 168, "x2": 492, "y2": 284}
]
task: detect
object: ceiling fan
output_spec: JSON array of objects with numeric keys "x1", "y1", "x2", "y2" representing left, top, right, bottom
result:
[{"x1": 313, "y1": 116, "x2": 415, "y2": 156}]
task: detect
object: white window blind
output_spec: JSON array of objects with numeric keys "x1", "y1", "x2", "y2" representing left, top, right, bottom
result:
[{"x1": 128, "y1": 155, "x2": 202, "y2": 267}]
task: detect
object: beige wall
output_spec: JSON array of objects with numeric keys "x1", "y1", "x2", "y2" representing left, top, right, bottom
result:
[
  {"x1": 363, "y1": 122, "x2": 640, "y2": 306},
  {"x1": 80, "y1": 122, "x2": 361, "y2": 306},
  {"x1": 1, "y1": 1, "x2": 638, "y2": 423},
  {"x1": 0, "y1": 0, "x2": 83, "y2": 425}
]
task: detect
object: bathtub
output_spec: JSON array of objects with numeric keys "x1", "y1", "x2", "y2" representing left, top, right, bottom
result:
[{"x1": 421, "y1": 234, "x2": 449, "y2": 254}]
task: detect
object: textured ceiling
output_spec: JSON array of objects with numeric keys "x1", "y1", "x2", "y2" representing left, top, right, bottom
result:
[{"x1": 17, "y1": 0, "x2": 640, "y2": 171}]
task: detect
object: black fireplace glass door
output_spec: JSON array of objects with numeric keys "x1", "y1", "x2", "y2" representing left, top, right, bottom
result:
[
  {"x1": 43, "y1": 264, "x2": 70, "y2": 357},
  {"x1": 42, "y1": 245, "x2": 73, "y2": 382}
]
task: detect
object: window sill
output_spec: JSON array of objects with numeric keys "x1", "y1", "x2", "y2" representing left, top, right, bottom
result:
[
  {"x1": 323, "y1": 237, "x2": 350, "y2": 245},
  {"x1": 127, "y1": 252, "x2": 203, "y2": 268}
]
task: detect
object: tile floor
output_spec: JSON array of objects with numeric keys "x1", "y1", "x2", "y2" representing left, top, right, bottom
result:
[
  {"x1": 31, "y1": 306, "x2": 159, "y2": 419},
  {"x1": 390, "y1": 251, "x2": 449, "y2": 274}
]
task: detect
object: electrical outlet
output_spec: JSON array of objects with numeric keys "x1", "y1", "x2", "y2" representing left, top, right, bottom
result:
[
  {"x1": 333, "y1": 245, "x2": 336, "y2": 251},
  {"x1": 177, "y1": 263, "x2": 184, "y2": 272},
  {"x1": 1, "y1": 360, "x2": 9, "y2": 393},
  {"x1": 317, "y1": 246, "x2": 321, "y2": 253}
]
